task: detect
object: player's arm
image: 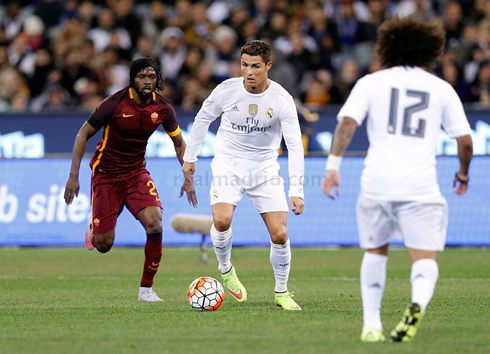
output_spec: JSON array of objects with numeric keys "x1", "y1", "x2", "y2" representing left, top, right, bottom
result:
[
  {"x1": 281, "y1": 99, "x2": 305, "y2": 215},
  {"x1": 171, "y1": 132, "x2": 198, "y2": 207},
  {"x1": 322, "y1": 117, "x2": 358, "y2": 200},
  {"x1": 453, "y1": 134, "x2": 473, "y2": 196},
  {"x1": 64, "y1": 121, "x2": 98, "y2": 205},
  {"x1": 182, "y1": 87, "x2": 222, "y2": 179}
]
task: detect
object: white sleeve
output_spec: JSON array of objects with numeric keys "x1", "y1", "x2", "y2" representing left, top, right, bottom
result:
[
  {"x1": 183, "y1": 87, "x2": 223, "y2": 162},
  {"x1": 441, "y1": 86, "x2": 472, "y2": 138},
  {"x1": 336, "y1": 77, "x2": 369, "y2": 125},
  {"x1": 281, "y1": 96, "x2": 305, "y2": 199}
]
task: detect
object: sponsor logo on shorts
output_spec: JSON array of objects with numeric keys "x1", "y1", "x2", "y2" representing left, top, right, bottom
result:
[
  {"x1": 213, "y1": 190, "x2": 219, "y2": 199},
  {"x1": 265, "y1": 108, "x2": 274, "y2": 119},
  {"x1": 94, "y1": 218, "x2": 100, "y2": 226}
]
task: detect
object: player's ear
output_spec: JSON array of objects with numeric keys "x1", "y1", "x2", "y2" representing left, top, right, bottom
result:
[{"x1": 267, "y1": 61, "x2": 272, "y2": 71}]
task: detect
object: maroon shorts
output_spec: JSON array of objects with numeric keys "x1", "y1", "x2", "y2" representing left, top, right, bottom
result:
[{"x1": 90, "y1": 170, "x2": 162, "y2": 234}]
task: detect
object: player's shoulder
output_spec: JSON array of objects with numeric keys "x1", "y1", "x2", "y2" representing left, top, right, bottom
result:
[
  {"x1": 215, "y1": 77, "x2": 243, "y2": 91},
  {"x1": 154, "y1": 91, "x2": 175, "y2": 109},
  {"x1": 100, "y1": 87, "x2": 130, "y2": 106},
  {"x1": 268, "y1": 80, "x2": 294, "y2": 101}
]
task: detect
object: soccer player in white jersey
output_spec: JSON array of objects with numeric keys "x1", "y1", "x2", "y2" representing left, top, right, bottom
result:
[
  {"x1": 182, "y1": 40, "x2": 305, "y2": 310},
  {"x1": 323, "y1": 17, "x2": 473, "y2": 342}
]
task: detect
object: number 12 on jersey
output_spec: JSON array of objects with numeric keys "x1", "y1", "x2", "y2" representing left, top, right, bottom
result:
[{"x1": 388, "y1": 88, "x2": 429, "y2": 138}]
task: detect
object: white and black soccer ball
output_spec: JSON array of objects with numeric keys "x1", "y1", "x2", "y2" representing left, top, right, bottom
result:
[{"x1": 187, "y1": 276, "x2": 225, "y2": 311}]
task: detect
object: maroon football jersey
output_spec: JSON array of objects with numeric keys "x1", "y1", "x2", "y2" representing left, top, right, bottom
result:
[{"x1": 87, "y1": 87, "x2": 180, "y2": 175}]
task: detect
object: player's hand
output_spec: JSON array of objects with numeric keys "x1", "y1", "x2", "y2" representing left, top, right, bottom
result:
[
  {"x1": 179, "y1": 176, "x2": 198, "y2": 207},
  {"x1": 182, "y1": 161, "x2": 196, "y2": 177},
  {"x1": 64, "y1": 174, "x2": 79, "y2": 205},
  {"x1": 323, "y1": 170, "x2": 340, "y2": 200},
  {"x1": 290, "y1": 197, "x2": 304, "y2": 215},
  {"x1": 453, "y1": 171, "x2": 469, "y2": 196}
]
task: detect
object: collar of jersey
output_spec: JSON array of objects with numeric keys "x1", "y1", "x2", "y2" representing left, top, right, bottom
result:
[{"x1": 129, "y1": 87, "x2": 156, "y2": 102}]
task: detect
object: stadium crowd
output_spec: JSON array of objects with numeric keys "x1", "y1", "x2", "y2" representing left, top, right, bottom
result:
[{"x1": 0, "y1": 0, "x2": 489, "y2": 113}]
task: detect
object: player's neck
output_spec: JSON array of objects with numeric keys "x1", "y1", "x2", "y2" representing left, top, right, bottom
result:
[
  {"x1": 133, "y1": 91, "x2": 153, "y2": 106},
  {"x1": 244, "y1": 78, "x2": 270, "y2": 94}
]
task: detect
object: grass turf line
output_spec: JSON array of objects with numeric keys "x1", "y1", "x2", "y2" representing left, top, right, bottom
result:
[{"x1": 0, "y1": 247, "x2": 489, "y2": 354}]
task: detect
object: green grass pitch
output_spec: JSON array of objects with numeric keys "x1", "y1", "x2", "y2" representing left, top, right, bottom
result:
[{"x1": 0, "y1": 247, "x2": 489, "y2": 354}]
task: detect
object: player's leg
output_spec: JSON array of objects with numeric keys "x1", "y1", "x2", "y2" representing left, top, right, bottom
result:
[
  {"x1": 357, "y1": 195, "x2": 394, "y2": 342},
  {"x1": 261, "y1": 211, "x2": 301, "y2": 311},
  {"x1": 89, "y1": 176, "x2": 123, "y2": 253},
  {"x1": 211, "y1": 202, "x2": 247, "y2": 302},
  {"x1": 125, "y1": 172, "x2": 164, "y2": 302},
  {"x1": 135, "y1": 205, "x2": 164, "y2": 302},
  {"x1": 209, "y1": 157, "x2": 247, "y2": 302},
  {"x1": 390, "y1": 199, "x2": 447, "y2": 342}
]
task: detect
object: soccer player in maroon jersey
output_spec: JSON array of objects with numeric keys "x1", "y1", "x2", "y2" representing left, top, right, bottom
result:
[{"x1": 64, "y1": 57, "x2": 197, "y2": 302}]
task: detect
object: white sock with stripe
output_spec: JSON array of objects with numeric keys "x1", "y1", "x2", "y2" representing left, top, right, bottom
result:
[{"x1": 361, "y1": 252, "x2": 388, "y2": 331}]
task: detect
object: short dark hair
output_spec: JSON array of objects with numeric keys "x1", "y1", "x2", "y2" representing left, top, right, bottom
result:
[
  {"x1": 374, "y1": 16, "x2": 445, "y2": 69},
  {"x1": 240, "y1": 40, "x2": 271, "y2": 64}
]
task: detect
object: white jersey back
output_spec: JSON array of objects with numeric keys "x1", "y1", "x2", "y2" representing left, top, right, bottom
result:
[{"x1": 338, "y1": 66, "x2": 471, "y2": 201}]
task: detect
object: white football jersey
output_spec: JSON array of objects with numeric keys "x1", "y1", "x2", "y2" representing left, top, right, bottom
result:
[
  {"x1": 184, "y1": 77, "x2": 304, "y2": 198},
  {"x1": 338, "y1": 66, "x2": 471, "y2": 201}
]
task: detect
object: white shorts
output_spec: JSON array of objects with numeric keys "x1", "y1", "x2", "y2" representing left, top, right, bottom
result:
[
  {"x1": 209, "y1": 156, "x2": 288, "y2": 214},
  {"x1": 356, "y1": 194, "x2": 448, "y2": 251}
]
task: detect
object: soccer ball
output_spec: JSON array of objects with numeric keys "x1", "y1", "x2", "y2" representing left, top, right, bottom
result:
[{"x1": 187, "y1": 276, "x2": 225, "y2": 311}]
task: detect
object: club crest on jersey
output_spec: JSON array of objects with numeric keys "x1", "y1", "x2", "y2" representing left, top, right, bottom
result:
[
  {"x1": 265, "y1": 108, "x2": 274, "y2": 119},
  {"x1": 151, "y1": 112, "x2": 158, "y2": 122},
  {"x1": 213, "y1": 190, "x2": 219, "y2": 199},
  {"x1": 94, "y1": 218, "x2": 100, "y2": 227},
  {"x1": 248, "y1": 104, "x2": 258, "y2": 117}
]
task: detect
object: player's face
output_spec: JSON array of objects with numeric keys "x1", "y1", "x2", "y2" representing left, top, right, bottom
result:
[
  {"x1": 241, "y1": 54, "x2": 272, "y2": 92},
  {"x1": 134, "y1": 67, "x2": 157, "y2": 99}
]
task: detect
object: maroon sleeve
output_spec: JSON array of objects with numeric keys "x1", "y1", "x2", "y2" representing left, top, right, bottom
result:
[
  {"x1": 87, "y1": 94, "x2": 119, "y2": 130},
  {"x1": 162, "y1": 103, "x2": 180, "y2": 136}
]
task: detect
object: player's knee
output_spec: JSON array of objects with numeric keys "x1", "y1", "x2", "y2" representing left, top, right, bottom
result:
[
  {"x1": 213, "y1": 216, "x2": 232, "y2": 232},
  {"x1": 145, "y1": 219, "x2": 162, "y2": 234},
  {"x1": 270, "y1": 227, "x2": 288, "y2": 244},
  {"x1": 95, "y1": 237, "x2": 113, "y2": 253}
]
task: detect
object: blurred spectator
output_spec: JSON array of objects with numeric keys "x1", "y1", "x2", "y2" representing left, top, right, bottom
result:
[
  {"x1": 8, "y1": 33, "x2": 35, "y2": 77},
  {"x1": 132, "y1": 35, "x2": 156, "y2": 61},
  {"x1": 87, "y1": 7, "x2": 132, "y2": 53},
  {"x1": 141, "y1": 0, "x2": 168, "y2": 40},
  {"x1": 396, "y1": 0, "x2": 435, "y2": 20},
  {"x1": 52, "y1": 16, "x2": 88, "y2": 62},
  {"x1": 60, "y1": 46, "x2": 93, "y2": 101},
  {"x1": 78, "y1": 0, "x2": 97, "y2": 29},
  {"x1": 29, "y1": 46, "x2": 55, "y2": 98},
  {"x1": 184, "y1": 2, "x2": 219, "y2": 47},
  {"x1": 95, "y1": 46, "x2": 129, "y2": 95},
  {"x1": 206, "y1": 25, "x2": 238, "y2": 83},
  {"x1": 1, "y1": 1, "x2": 32, "y2": 41},
  {"x1": 467, "y1": 60, "x2": 490, "y2": 104},
  {"x1": 159, "y1": 26, "x2": 187, "y2": 83},
  {"x1": 336, "y1": 58, "x2": 360, "y2": 102},
  {"x1": 34, "y1": 0, "x2": 64, "y2": 36},
  {"x1": 444, "y1": 1, "x2": 465, "y2": 50},
  {"x1": 113, "y1": 0, "x2": 141, "y2": 47},
  {"x1": 269, "y1": 49, "x2": 298, "y2": 97},
  {"x1": 436, "y1": 59, "x2": 469, "y2": 100}
]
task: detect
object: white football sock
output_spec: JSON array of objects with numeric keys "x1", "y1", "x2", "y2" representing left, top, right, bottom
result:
[
  {"x1": 270, "y1": 240, "x2": 291, "y2": 293},
  {"x1": 360, "y1": 252, "x2": 388, "y2": 331},
  {"x1": 411, "y1": 258, "x2": 439, "y2": 313},
  {"x1": 210, "y1": 224, "x2": 233, "y2": 274}
]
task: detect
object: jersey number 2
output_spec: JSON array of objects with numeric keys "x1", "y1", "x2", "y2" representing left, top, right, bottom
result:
[{"x1": 388, "y1": 88, "x2": 429, "y2": 138}]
